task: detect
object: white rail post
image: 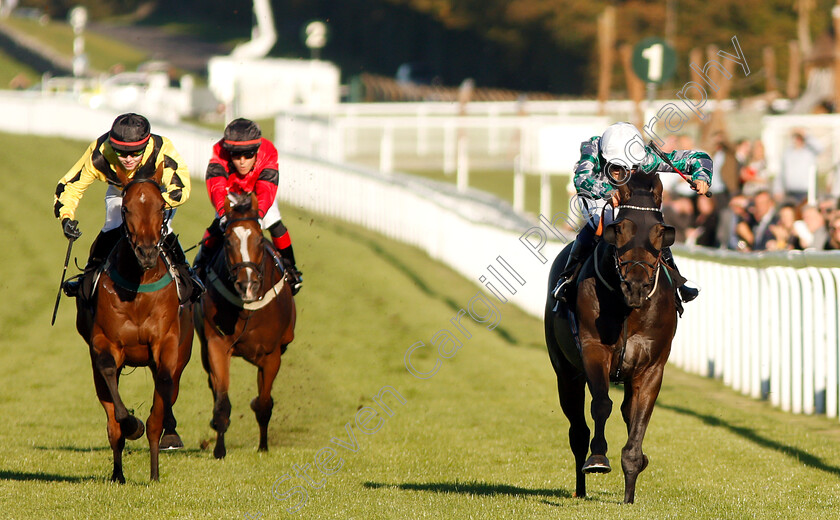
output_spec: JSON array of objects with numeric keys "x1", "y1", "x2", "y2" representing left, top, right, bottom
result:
[
  {"x1": 380, "y1": 124, "x2": 394, "y2": 174},
  {"x1": 513, "y1": 154, "x2": 525, "y2": 212},
  {"x1": 456, "y1": 134, "x2": 469, "y2": 192}
]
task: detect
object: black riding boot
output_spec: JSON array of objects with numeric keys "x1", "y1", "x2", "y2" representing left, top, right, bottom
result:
[
  {"x1": 192, "y1": 220, "x2": 224, "y2": 280},
  {"x1": 552, "y1": 226, "x2": 596, "y2": 302},
  {"x1": 662, "y1": 247, "x2": 698, "y2": 303},
  {"x1": 63, "y1": 228, "x2": 122, "y2": 300},
  {"x1": 278, "y1": 244, "x2": 303, "y2": 295},
  {"x1": 162, "y1": 233, "x2": 205, "y2": 305}
]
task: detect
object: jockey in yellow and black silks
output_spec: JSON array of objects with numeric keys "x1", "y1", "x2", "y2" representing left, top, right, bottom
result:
[{"x1": 54, "y1": 112, "x2": 204, "y2": 304}]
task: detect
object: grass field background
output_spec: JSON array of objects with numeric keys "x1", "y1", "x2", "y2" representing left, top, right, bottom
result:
[{"x1": 1, "y1": 131, "x2": 840, "y2": 519}]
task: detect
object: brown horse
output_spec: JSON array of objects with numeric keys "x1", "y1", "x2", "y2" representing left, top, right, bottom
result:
[
  {"x1": 75, "y1": 165, "x2": 192, "y2": 483},
  {"x1": 544, "y1": 172, "x2": 678, "y2": 503},
  {"x1": 194, "y1": 192, "x2": 296, "y2": 458}
]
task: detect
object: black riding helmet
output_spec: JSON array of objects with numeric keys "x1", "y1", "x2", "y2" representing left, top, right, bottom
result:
[
  {"x1": 109, "y1": 113, "x2": 151, "y2": 152},
  {"x1": 222, "y1": 118, "x2": 262, "y2": 154}
]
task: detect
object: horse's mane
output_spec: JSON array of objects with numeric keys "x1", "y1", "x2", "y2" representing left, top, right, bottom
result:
[{"x1": 226, "y1": 192, "x2": 257, "y2": 216}]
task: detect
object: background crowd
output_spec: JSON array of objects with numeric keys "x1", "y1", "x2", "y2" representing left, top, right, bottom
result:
[{"x1": 659, "y1": 131, "x2": 840, "y2": 252}]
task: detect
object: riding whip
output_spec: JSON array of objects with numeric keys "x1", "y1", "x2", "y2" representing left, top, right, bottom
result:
[
  {"x1": 51, "y1": 237, "x2": 75, "y2": 326},
  {"x1": 648, "y1": 140, "x2": 713, "y2": 198}
]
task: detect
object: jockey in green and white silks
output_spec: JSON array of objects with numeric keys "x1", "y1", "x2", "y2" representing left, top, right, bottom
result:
[{"x1": 553, "y1": 122, "x2": 713, "y2": 305}]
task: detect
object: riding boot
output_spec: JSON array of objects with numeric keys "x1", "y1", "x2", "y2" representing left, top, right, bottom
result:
[
  {"x1": 193, "y1": 218, "x2": 225, "y2": 280},
  {"x1": 63, "y1": 228, "x2": 122, "y2": 300},
  {"x1": 552, "y1": 228, "x2": 596, "y2": 302},
  {"x1": 277, "y1": 244, "x2": 303, "y2": 295},
  {"x1": 162, "y1": 233, "x2": 205, "y2": 305},
  {"x1": 662, "y1": 247, "x2": 698, "y2": 303}
]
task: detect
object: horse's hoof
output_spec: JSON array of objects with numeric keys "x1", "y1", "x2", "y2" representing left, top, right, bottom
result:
[
  {"x1": 160, "y1": 432, "x2": 184, "y2": 450},
  {"x1": 121, "y1": 417, "x2": 145, "y2": 441},
  {"x1": 582, "y1": 455, "x2": 611, "y2": 474},
  {"x1": 214, "y1": 443, "x2": 226, "y2": 459},
  {"x1": 111, "y1": 471, "x2": 126, "y2": 484}
]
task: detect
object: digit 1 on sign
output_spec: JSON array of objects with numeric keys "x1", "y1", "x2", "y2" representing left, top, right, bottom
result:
[{"x1": 641, "y1": 43, "x2": 663, "y2": 83}]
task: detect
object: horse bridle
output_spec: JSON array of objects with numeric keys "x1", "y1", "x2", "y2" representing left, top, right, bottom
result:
[
  {"x1": 120, "y1": 177, "x2": 169, "y2": 249},
  {"x1": 223, "y1": 216, "x2": 265, "y2": 284},
  {"x1": 611, "y1": 204, "x2": 664, "y2": 297}
]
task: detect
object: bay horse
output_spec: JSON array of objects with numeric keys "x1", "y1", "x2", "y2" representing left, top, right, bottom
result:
[
  {"x1": 75, "y1": 164, "x2": 192, "y2": 483},
  {"x1": 194, "y1": 192, "x2": 296, "y2": 458},
  {"x1": 544, "y1": 172, "x2": 678, "y2": 503}
]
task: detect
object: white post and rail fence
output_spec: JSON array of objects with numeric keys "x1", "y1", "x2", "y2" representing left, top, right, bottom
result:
[{"x1": 1, "y1": 90, "x2": 838, "y2": 420}]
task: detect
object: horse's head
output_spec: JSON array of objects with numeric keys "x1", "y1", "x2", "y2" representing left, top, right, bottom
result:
[
  {"x1": 223, "y1": 192, "x2": 264, "y2": 303},
  {"x1": 120, "y1": 166, "x2": 166, "y2": 270},
  {"x1": 602, "y1": 173, "x2": 675, "y2": 308}
]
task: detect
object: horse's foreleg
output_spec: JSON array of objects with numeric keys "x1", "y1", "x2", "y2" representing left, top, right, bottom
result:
[
  {"x1": 160, "y1": 333, "x2": 190, "y2": 451},
  {"x1": 92, "y1": 350, "x2": 144, "y2": 441},
  {"x1": 582, "y1": 346, "x2": 613, "y2": 474},
  {"x1": 207, "y1": 338, "x2": 232, "y2": 459},
  {"x1": 252, "y1": 350, "x2": 282, "y2": 452},
  {"x1": 620, "y1": 367, "x2": 664, "y2": 504},
  {"x1": 554, "y1": 357, "x2": 589, "y2": 498},
  {"x1": 92, "y1": 363, "x2": 126, "y2": 483}
]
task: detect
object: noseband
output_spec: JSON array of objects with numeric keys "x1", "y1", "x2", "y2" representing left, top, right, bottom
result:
[{"x1": 224, "y1": 216, "x2": 264, "y2": 283}]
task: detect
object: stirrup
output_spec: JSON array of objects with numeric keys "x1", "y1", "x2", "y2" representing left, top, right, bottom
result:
[{"x1": 552, "y1": 277, "x2": 571, "y2": 300}]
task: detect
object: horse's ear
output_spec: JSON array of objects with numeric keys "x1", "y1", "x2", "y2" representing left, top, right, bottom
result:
[
  {"x1": 114, "y1": 162, "x2": 130, "y2": 187},
  {"x1": 661, "y1": 225, "x2": 676, "y2": 248},
  {"x1": 652, "y1": 175, "x2": 663, "y2": 208},
  {"x1": 651, "y1": 224, "x2": 676, "y2": 249},
  {"x1": 602, "y1": 222, "x2": 618, "y2": 245},
  {"x1": 223, "y1": 193, "x2": 233, "y2": 216},
  {"x1": 152, "y1": 161, "x2": 164, "y2": 185},
  {"x1": 250, "y1": 192, "x2": 259, "y2": 212}
]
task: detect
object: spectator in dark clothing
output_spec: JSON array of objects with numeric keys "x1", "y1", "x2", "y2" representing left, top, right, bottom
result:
[
  {"x1": 736, "y1": 190, "x2": 778, "y2": 251},
  {"x1": 687, "y1": 194, "x2": 720, "y2": 247},
  {"x1": 825, "y1": 214, "x2": 840, "y2": 250}
]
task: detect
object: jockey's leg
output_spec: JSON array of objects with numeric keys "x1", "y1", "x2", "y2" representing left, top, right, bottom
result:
[
  {"x1": 161, "y1": 233, "x2": 205, "y2": 305},
  {"x1": 267, "y1": 220, "x2": 302, "y2": 295},
  {"x1": 661, "y1": 247, "x2": 698, "y2": 303},
  {"x1": 553, "y1": 222, "x2": 597, "y2": 302},
  {"x1": 63, "y1": 228, "x2": 122, "y2": 299},
  {"x1": 192, "y1": 218, "x2": 224, "y2": 279}
]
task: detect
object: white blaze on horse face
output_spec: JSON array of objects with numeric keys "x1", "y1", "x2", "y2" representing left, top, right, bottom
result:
[{"x1": 233, "y1": 227, "x2": 253, "y2": 266}]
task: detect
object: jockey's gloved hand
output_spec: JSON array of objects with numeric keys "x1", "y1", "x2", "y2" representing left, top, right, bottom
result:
[
  {"x1": 218, "y1": 215, "x2": 228, "y2": 230},
  {"x1": 62, "y1": 218, "x2": 82, "y2": 240}
]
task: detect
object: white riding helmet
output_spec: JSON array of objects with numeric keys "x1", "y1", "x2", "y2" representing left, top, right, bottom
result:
[{"x1": 600, "y1": 122, "x2": 646, "y2": 170}]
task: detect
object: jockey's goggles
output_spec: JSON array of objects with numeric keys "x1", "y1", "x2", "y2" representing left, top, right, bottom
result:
[
  {"x1": 231, "y1": 150, "x2": 257, "y2": 159},
  {"x1": 605, "y1": 161, "x2": 637, "y2": 185},
  {"x1": 115, "y1": 147, "x2": 145, "y2": 158}
]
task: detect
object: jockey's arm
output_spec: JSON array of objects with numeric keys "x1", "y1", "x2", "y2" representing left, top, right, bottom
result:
[
  {"x1": 573, "y1": 136, "x2": 616, "y2": 200},
  {"x1": 158, "y1": 137, "x2": 190, "y2": 208},
  {"x1": 646, "y1": 148, "x2": 714, "y2": 193},
  {"x1": 53, "y1": 140, "x2": 101, "y2": 221}
]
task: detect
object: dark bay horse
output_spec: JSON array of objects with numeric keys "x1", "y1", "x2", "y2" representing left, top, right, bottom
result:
[
  {"x1": 194, "y1": 192, "x2": 296, "y2": 458},
  {"x1": 544, "y1": 172, "x2": 678, "y2": 503},
  {"x1": 75, "y1": 165, "x2": 192, "y2": 483}
]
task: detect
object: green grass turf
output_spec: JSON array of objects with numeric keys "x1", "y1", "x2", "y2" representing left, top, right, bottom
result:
[
  {"x1": 0, "y1": 16, "x2": 148, "y2": 74},
  {"x1": 1, "y1": 131, "x2": 839, "y2": 518}
]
